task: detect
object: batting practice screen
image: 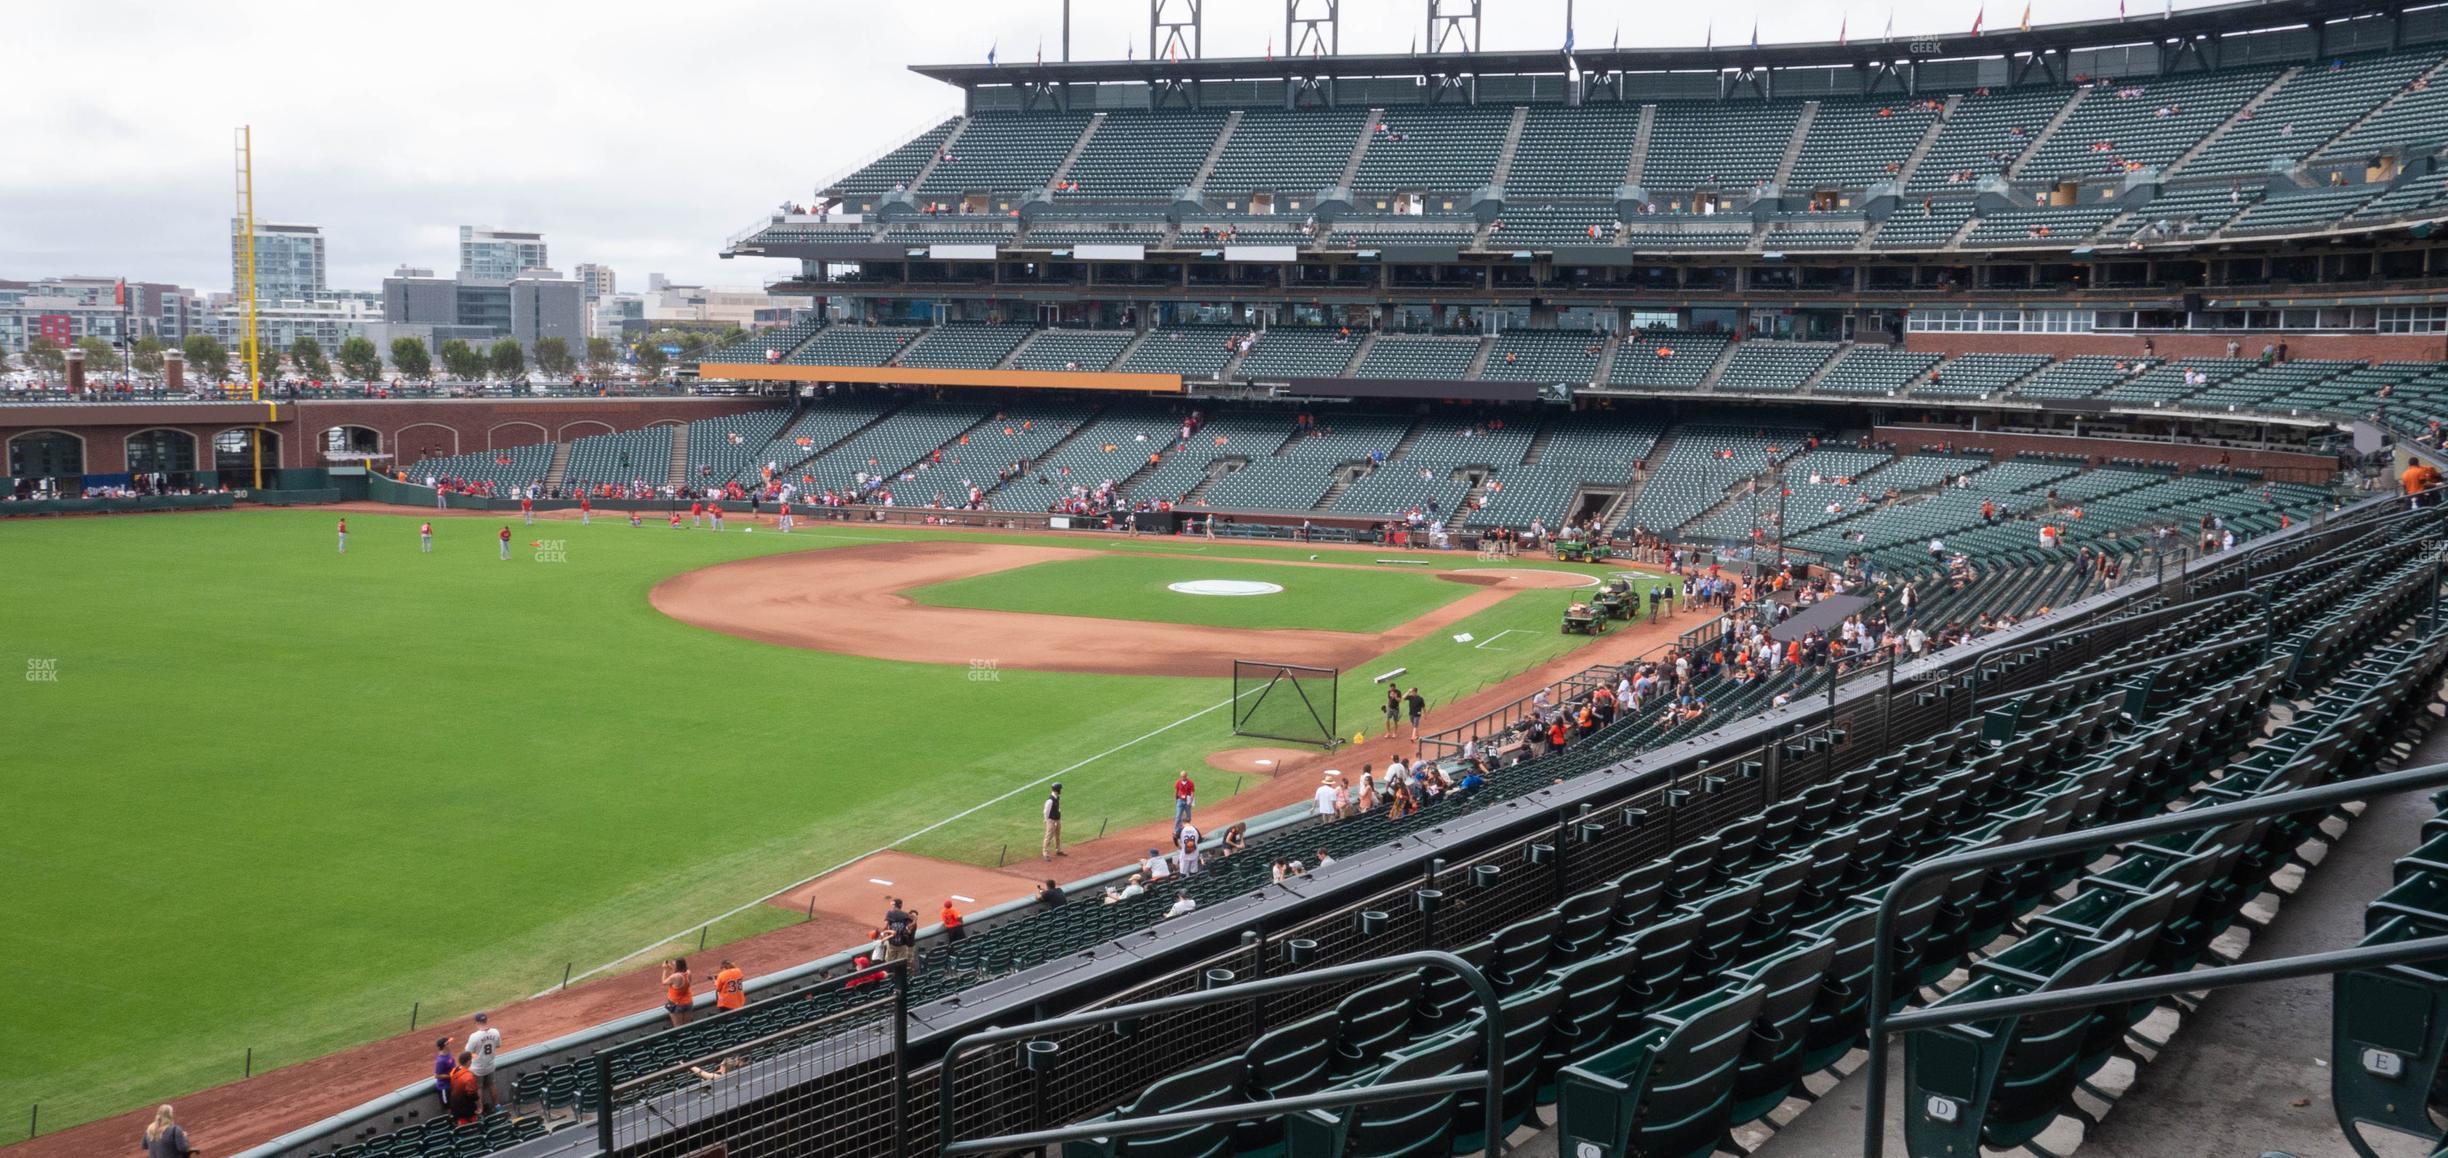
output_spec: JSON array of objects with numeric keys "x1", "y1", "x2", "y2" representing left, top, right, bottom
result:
[{"x1": 1231, "y1": 661, "x2": 1341, "y2": 748}]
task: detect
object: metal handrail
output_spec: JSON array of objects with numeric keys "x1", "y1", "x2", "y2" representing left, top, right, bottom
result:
[
  {"x1": 934, "y1": 950, "x2": 1505, "y2": 1157},
  {"x1": 1419, "y1": 650, "x2": 1652, "y2": 758},
  {"x1": 596, "y1": 958, "x2": 908, "y2": 1155},
  {"x1": 1970, "y1": 631, "x2": 2268, "y2": 708},
  {"x1": 1859, "y1": 759, "x2": 2448, "y2": 1158}
]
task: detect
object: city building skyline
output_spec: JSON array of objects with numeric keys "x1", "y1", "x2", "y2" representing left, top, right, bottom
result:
[
  {"x1": 231, "y1": 221, "x2": 326, "y2": 304},
  {"x1": 458, "y1": 226, "x2": 548, "y2": 282}
]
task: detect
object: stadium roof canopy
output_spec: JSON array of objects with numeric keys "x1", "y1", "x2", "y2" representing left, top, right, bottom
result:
[{"x1": 911, "y1": 0, "x2": 2419, "y2": 92}]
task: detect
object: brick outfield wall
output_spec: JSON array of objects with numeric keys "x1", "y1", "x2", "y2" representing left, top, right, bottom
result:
[
  {"x1": 1902, "y1": 331, "x2": 2448, "y2": 363},
  {"x1": 0, "y1": 397, "x2": 784, "y2": 476},
  {"x1": 1873, "y1": 425, "x2": 2343, "y2": 483}
]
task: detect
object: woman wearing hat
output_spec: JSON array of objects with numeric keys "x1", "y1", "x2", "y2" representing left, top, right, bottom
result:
[{"x1": 1313, "y1": 771, "x2": 1342, "y2": 821}]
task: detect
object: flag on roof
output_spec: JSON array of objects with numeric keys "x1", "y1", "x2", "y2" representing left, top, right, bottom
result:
[
  {"x1": 987, "y1": 41, "x2": 997, "y2": 67},
  {"x1": 1971, "y1": 3, "x2": 1985, "y2": 35}
]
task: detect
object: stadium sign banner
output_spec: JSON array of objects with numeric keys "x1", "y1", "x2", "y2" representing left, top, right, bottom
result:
[
  {"x1": 692, "y1": 362, "x2": 1185, "y2": 393},
  {"x1": 1286, "y1": 376, "x2": 1544, "y2": 403},
  {"x1": 929, "y1": 243, "x2": 999, "y2": 262},
  {"x1": 1224, "y1": 244, "x2": 1300, "y2": 263},
  {"x1": 2033, "y1": 397, "x2": 2116, "y2": 414},
  {"x1": 780, "y1": 242, "x2": 912, "y2": 261},
  {"x1": 1554, "y1": 245, "x2": 1643, "y2": 266},
  {"x1": 1074, "y1": 243, "x2": 1147, "y2": 262}
]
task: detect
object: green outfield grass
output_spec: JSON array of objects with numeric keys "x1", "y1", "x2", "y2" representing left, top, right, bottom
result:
[
  {"x1": 905, "y1": 553, "x2": 1480, "y2": 631},
  {"x1": 0, "y1": 511, "x2": 1621, "y2": 1135}
]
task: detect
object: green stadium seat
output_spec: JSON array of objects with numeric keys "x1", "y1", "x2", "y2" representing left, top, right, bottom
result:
[
  {"x1": 1555, "y1": 983, "x2": 1765, "y2": 1158},
  {"x1": 1061, "y1": 1055, "x2": 1247, "y2": 1158},
  {"x1": 1285, "y1": 1024, "x2": 1481, "y2": 1158},
  {"x1": 1723, "y1": 934, "x2": 1839, "y2": 1124},
  {"x1": 1902, "y1": 930, "x2": 2132, "y2": 1154}
]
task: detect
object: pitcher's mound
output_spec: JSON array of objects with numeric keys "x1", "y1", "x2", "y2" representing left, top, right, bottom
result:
[
  {"x1": 1204, "y1": 747, "x2": 1319, "y2": 775},
  {"x1": 766, "y1": 851, "x2": 1047, "y2": 924},
  {"x1": 1446, "y1": 567, "x2": 1603, "y2": 588}
]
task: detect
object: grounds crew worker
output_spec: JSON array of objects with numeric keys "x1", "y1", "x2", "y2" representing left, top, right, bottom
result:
[{"x1": 1043, "y1": 783, "x2": 1065, "y2": 860}]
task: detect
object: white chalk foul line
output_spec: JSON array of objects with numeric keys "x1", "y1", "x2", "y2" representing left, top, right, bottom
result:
[{"x1": 540, "y1": 688, "x2": 1255, "y2": 997}]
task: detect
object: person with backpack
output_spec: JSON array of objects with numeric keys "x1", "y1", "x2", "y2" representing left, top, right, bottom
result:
[
  {"x1": 142, "y1": 1105, "x2": 194, "y2": 1158},
  {"x1": 882, "y1": 899, "x2": 917, "y2": 969}
]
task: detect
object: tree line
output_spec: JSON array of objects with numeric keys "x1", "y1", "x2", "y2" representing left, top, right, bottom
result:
[{"x1": 6, "y1": 324, "x2": 749, "y2": 384}]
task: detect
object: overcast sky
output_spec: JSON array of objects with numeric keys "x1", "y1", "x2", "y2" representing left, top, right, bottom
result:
[{"x1": 3, "y1": 0, "x2": 2203, "y2": 295}]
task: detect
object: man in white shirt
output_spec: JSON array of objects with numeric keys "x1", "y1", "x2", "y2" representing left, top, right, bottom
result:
[
  {"x1": 1314, "y1": 774, "x2": 1342, "y2": 821},
  {"x1": 465, "y1": 1013, "x2": 503, "y2": 1110},
  {"x1": 1144, "y1": 848, "x2": 1173, "y2": 881},
  {"x1": 1164, "y1": 893, "x2": 1196, "y2": 919}
]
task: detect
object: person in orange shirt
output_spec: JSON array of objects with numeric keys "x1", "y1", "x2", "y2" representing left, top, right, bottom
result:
[
  {"x1": 712, "y1": 959, "x2": 746, "y2": 1014},
  {"x1": 2404, "y1": 461, "x2": 2441, "y2": 504},
  {"x1": 447, "y1": 1051, "x2": 481, "y2": 1125},
  {"x1": 661, "y1": 958, "x2": 693, "y2": 1028},
  {"x1": 941, "y1": 900, "x2": 967, "y2": 944}
]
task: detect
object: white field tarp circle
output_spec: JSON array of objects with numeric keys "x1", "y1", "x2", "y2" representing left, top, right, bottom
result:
[{"x1": 1168, "y1": 579, "x2": 1285, "y2": 596}]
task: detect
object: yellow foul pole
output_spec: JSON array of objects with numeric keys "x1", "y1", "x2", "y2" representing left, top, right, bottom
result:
[{"x1": 236, "y1": 126, "x2": 267, "y2": 488}]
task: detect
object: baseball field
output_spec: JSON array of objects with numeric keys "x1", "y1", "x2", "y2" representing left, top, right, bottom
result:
[{"x1": 0, "y1": 509, "x2": 1654, "y2": 1136}]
